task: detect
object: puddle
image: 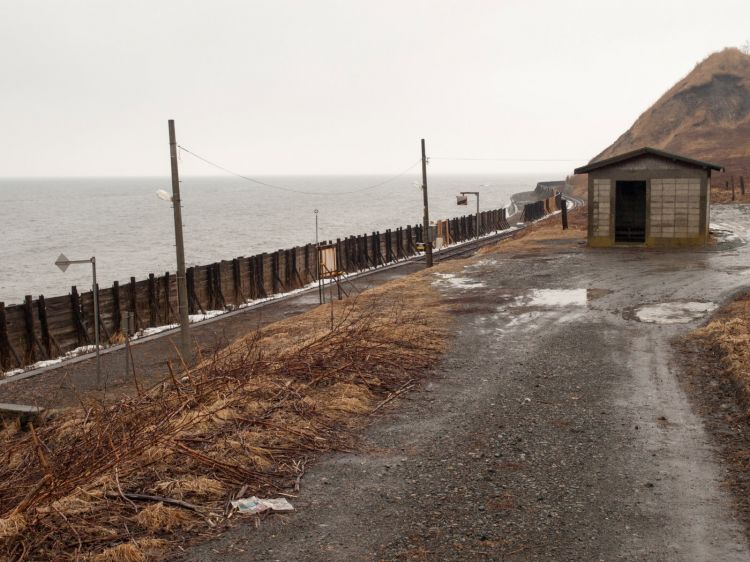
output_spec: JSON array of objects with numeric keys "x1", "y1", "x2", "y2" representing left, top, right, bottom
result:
[
  {"x1": 710, "y1": 222, "x2": 748, "y2": 246},
  {"x1": 634, "y1": 301, "x2": 717, "y2": 324},
  {"x1": 526, "y1": 289, "x2": 587, "y2": 307},
  {"x1": 431, "y1": 272, "x2": 486, "y2": 290}
]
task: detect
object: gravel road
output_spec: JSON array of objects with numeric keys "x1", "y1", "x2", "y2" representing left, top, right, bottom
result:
[{"x1": 183, "y1": 205, "x2": 750, "y2": 561}]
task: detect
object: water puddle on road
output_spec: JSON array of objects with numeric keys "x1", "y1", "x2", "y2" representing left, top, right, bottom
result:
[
  {"x1": 526, "y1": 288, "x2": 588, "y2": 307},
  {"x1": 634, "y1": 301, "x2": 717, "y2": 324}
]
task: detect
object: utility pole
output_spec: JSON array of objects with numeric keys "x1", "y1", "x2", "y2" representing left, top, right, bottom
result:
[
  {"x1": 421, "y1": 138, "x2": 433, "y2": 268},
  {"x1": 168, "y1": 120, "x2": 191, "y2": 363}
]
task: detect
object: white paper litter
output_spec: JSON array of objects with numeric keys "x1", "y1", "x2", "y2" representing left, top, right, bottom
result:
[{"x1": 230, "y1": 496, "x2": 294, "y2": 514}]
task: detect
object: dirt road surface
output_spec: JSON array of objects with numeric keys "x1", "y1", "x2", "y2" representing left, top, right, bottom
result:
[{"x1": 182, "y1": 205, "x2": 750, "y2": 561}]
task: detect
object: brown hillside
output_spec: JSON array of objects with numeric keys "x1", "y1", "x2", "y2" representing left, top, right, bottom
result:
[{"x1": 593, "y1": 48, "x2": 750, "y2": 183}]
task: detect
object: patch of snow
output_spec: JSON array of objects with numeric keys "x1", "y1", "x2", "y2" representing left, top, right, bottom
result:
[
  {"x1": 189, "y1": 310, "x2": 224, "y2": 323},
  {"x1": 634, "y1": 301, "x2": 717, "y2": 324},
  {"x1": 136, "y1": 324, "x2": 179, "y2": 338},
  {"x1": 64, "y1": 344, "x2": 100, "y2": 358},
  {"x1": 431, "y1": 272, "x2": 486, "y2": 290}
]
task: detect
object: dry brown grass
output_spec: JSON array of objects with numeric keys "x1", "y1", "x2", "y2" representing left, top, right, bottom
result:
[
  {"x1": 711, "y1": 185, "x2": 750, "y2": 204},
  {"x1": 91, "y1": 539, "x2": 166, "y2": 562},
  {"x1": 478, "y1": 207, "x2": 587, "y2": 255},
  {"x1": 0, "y1": 271, "x2": 449, "y2": 560},
  {"x1": 132, "y1": 503, "x2": 194, "y2": 532},
  {"x1": 0, "y1": 514, "x2": 25, "y2": 541},
  {"x1": 690, "y1": 293, "x2": 750, "y2": 411}
]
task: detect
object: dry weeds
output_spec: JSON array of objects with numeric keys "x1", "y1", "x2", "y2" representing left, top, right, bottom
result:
[
  {"x1": 689, "y1": 292, "x2": 750, "y2": 410},
  {"x1": 711, "y1": 185, "x2": 750, "y2": 204},
  {"x1": 479, "y1": 207, "x2": 586, "y2": 255},
  {"x1": 0, "y1": 274, "x2": 449, "y2": 560}
]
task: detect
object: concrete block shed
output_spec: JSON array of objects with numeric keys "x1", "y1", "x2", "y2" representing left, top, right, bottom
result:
[{"x1": 574, "y1": 147, "x2": 723, "y2": 247}]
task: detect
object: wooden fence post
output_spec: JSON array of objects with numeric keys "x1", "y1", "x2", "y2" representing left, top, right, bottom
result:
[
  {"x1": 232, "y1": 258, "x2": 243, "y2": 304},
  {"x1": 129, "y1": 276, "x2": 141, "y2": 331},
  {"x1": 148, "y1": 273, "x2": 158, "y2": 327},
  {"x1": 213, "y1": 263, "x2": 226, "y2": 309},
  {"x1": 0, "y1": 302, "x2": 21, "y2": 370},
  {"x1": 37, "y1": 295, "x2": 52, "y2": 358},
  {"x1": 23, "y1": 295, "x2": 36, "y2": 363},
  {"x1": 71, "y1": 286, "x2": 89, "y2": 345},
  {"x1": 162, "y1": 273, "x2": 174, "y2": 323},
  {"x1": 112, "y1": 281, "x2": 122, "y2": 333}
]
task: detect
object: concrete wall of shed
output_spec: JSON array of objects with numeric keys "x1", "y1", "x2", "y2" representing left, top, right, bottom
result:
[{"x1": 586, "y1": 157, "x2": 710, "y2": 248}]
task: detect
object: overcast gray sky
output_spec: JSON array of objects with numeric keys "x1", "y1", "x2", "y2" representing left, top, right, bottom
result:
[{"x1": 1, "y1": 0, "x2": 749, "y2": 177}]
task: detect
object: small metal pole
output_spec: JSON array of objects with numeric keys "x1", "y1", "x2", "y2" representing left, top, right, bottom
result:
[
  {"x1": 476, "y1": 193, "x2": 480, "y2": 238},
  {"x1": 91, "y1": 257, "x2": 101, "y2": 389},
  {"x1": 421, "y1": 139, "x2": 433, "y2": 268},
  {"x1": 315, "y1": 210, "x2": 323, "y2": 304}
]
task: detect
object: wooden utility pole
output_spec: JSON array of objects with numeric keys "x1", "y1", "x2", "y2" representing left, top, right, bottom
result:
[
  {"x1": 561, "y1": 195, "x2": 569, "y2": 230},
  {"x1": 731, "y1": 176, "x2": 736, "y2": 201},
  {"x1": 168, "y1": 120, "x2": 192, "y2": 363},
  {"x1": 421, "y1": 138, "x2": 433, "y2": 268}
]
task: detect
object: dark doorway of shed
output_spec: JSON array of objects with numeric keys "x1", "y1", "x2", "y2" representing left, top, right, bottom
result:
[{"x1": 615, "y1": 181, "x2": 646, "y2": 243}]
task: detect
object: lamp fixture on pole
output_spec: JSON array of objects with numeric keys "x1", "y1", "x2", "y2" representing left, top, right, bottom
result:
[{"x1": 55, "y1": 253, "x2": 102, "y2": 388}]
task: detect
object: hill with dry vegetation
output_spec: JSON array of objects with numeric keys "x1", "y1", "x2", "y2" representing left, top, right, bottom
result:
[{"x1": 592, "y1": 47, "x2": 750, "y2": 183}]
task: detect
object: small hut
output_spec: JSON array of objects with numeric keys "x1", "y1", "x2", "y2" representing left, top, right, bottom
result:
[{"x1": 574, "y1": 147, "x2": 722, "y2": 247}]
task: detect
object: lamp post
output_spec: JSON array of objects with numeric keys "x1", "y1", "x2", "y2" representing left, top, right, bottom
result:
[
  {"x1": 55, "y1": 253, "x2": 101, "y2": 388},
  {"x1": 458, "y1": 191, "x2": 480, "y2": 239}
]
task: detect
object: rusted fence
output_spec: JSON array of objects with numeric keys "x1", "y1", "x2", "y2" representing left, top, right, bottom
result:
[{"x1": 0, "y1": 207, "x2": 512, "y2": 372}]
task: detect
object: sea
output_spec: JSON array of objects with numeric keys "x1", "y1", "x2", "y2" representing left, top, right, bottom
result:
[{"x1": 0, "y1": 174, "x2": 562, "y2": 304}]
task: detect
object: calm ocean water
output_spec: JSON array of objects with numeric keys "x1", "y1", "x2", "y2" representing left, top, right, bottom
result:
[{"x1": 0, "y1": 174, "x2": 560, "y2": 304}]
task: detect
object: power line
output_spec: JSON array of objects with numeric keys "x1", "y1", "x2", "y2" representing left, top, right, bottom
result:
[
  {"x1": 177, "y1": 144, "x2": 421, "y2": 195},
  {"x1": 430, "y1": 156, "x2": 584, "y2": 162}
]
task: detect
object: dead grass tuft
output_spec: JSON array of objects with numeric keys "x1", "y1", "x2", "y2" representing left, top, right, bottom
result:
[
  {"x1": 132, "y1": 503, "x2": 194, "y2": 532},
  {"x1": 153, "y1": 476, "x2": 225, "y2": 499},
  {"x1": 0, "y1": 513, "x2": 26, "y2": 540},
  {"x1": 710, "y1": 185, "x2": 750, "y2": 204},
  {"x1": 92, "y1": 538, "x2": 166, "y2": 562},
  {"x1": 690, "y1": 293, "x2": 750, "y2": 411}
]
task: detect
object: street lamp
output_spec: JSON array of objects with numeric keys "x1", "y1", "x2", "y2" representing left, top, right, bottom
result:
[
  {"x1": 457, "y1": 191, "x2": 480, "y2": 239},
  {"x1": 55, "y1": 253, "x2": 101, "y2": 388}
]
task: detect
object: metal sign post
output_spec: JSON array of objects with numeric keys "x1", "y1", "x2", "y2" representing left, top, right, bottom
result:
[{"x1": 55, "y1": 253, "x2": 101, "y2": 389}]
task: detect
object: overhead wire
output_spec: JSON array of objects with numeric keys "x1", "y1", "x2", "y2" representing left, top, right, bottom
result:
[
  {"x1": 430, "y1": 156, "x2": 584, "y2": 162},
  {"x1": 177, "y1": 144, "x2": 421, "y2": 196}
]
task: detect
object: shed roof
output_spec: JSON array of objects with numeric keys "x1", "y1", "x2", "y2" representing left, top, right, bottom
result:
[{"x1": 574, "y1": 147, "x2": 724, "y2": 174}]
